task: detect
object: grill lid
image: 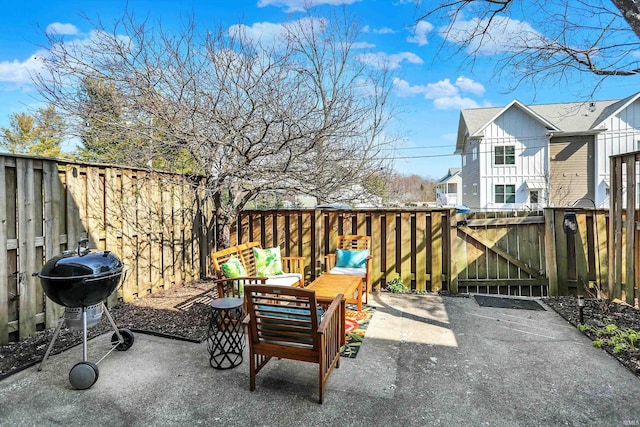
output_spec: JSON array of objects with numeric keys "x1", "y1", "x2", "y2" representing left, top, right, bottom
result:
[
  {"x1": 36, "y1": 239, "x2": 125, "y2": 307},
  {"x1": 39, "y1": 238, "x2": 123, "y2": 279}
]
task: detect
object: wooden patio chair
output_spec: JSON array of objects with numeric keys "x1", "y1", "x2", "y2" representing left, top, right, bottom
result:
[
  {"x1": 213, "y1": 276, "x2": 267, "y2": 299},
  {"x1": 243, "y1": 284, "x2": 342, "y2": 404},
  {"x1": 324, "y1": 234, "x2": 372, "y2": 304}
]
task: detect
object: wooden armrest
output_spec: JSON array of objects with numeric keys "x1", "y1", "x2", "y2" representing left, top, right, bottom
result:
[
  {"x1": 282, "y1": 256, "x2": 305, "y2": 275},
  {"x1": 317, "y1": 294, "x2": 343, "y2": 333},
  {"x1": 324, "y1": 254, "x2": 337, "y2": 272}
]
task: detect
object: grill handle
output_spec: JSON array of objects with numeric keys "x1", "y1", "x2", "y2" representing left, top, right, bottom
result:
[{"x1": 77, "y1": 238, "x2": 91, "y2": 257}]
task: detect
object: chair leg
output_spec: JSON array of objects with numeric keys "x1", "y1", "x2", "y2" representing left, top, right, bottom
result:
[
  {"x1": 318, "y1": 362, "x2": 324, "y2": 404},
  {"x1": 250, "y1": 353, "x2": 256, "y2": 391}
]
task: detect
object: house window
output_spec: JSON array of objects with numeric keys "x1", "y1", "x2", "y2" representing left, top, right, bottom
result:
[
  {"x1": 530, "y1": 190, "x2": 539, "y2": 206},
  {"x1": 494, "y1": 145, "x2": 515, "y2": 165},
  {"x1": 463, "y1": 184, "x2": 467, "y2": 196},
  {"x1": 472, "y1": 146, "x2": 478, "y2": 161},
  {"x1": 472, "y1": 183, "x2": 478, "y2": 195},
  {"x1": 495, "y1": 184, "x2": 516, "y2": 203}
]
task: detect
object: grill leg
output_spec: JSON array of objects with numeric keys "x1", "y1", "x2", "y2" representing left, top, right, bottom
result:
[
  {"x1": 37, "y1": 316, "x2": 65, "y2": 371},
  {"x1": 82, "y1": 307, "x2": 88, "y2": 362}
]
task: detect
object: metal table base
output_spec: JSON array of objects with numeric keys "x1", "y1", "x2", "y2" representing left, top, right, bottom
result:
[{"x1": 207, "y1": 297, "x2": 245, "y2": 370}]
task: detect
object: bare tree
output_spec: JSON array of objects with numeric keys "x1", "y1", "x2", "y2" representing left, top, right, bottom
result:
[
  {"x1": 418, "y1": 0, "x2": 640, "y2": 92},
  {"x1": 32, "y1": 9, "x2": 398, "y2": 246}
]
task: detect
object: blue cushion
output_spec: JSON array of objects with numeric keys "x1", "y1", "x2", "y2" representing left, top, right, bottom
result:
[{"x1": 335, "y1": 248, "x2": 368, "y2": 268}]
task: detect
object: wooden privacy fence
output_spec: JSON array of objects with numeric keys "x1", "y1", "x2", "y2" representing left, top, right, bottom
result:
[
  {"x1": 2, "y1": 153, "x2": 638, "y2": 344},
  {"x1": 0, "y1": 154, "x2": 211, "y2": 344},
  {"x1": 229, "y1": 209, "x2": 452, "y2": 294},
  {"x1": 609, "y1": 151, "x2": 640, "y2": 306}
]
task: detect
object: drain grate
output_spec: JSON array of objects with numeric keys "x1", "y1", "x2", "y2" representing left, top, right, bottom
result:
[{"x1": 473, "y1": 295, "x2": 545, "y2": 311}]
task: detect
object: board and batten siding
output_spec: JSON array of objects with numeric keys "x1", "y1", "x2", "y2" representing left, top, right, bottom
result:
[
  {"x1": 461, "y1": 140, "x2": 481, "y2": 209},
  {"x1": 595, "y1": 97, "x2": 640, "y2": 207},
  {"x1": 478, "y1": 106, "x2": 549, "y2": 210},
  {"x1": 549, "y1": 136, "x2": 595, "y2": 207}
]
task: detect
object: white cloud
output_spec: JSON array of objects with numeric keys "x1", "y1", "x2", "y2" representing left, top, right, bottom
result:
[
  {"x1": 434, "y1": 96, "x2": 479, "y2": 110},
  {"x1": 442, "y1": 15, "x2": 542, "y2": 55},
  {"x1": 394, "y1": 77, "x2": 459, "y2": 98},
  {"x1": 228, "y1": 21, "x2": 288, "y2": 45},
  {"x1": 46, "y1": 22, "x2": 79, "y2": 35},
  {"x1": 374, "y1": 27, "x2": 395, "y2": 34},
  {"x1": 356, "y1": 52, "x2": 423, "y2": 69},
  {"x1": 424, "y1": 79, "x2": 458, "y2": 98},
  {"x1": 352, "y1": 41, "x2": 375, "y2": 49},
  {"x1": 407, "y1": 20, "x2": 433, "y2": 46},
  {"x1": 257, "y1": 0, "x2": 361, "y2": 13},
  {"x1": 393, "y1": 78, "x2": 429, "y2": 97},
  {"x1": 455, "y1": 76, "x2": 484, "y2": 96},
  {"x1": 393, "y1": 77, "x2": 484, "y2": 110},
  {"x1": 0, "y1": 50, "x2": 48, "y2": 84}
]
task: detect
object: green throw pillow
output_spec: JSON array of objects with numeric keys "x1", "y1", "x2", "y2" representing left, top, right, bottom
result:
[
  {"x1": 221, "y1": 256, "x2": 247, "y2": 278},
  {"x1": 253, "y1": 247, "x2": 284, "y2": 276}
]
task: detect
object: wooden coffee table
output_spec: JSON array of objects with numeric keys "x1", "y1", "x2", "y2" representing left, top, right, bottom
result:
[{"x1": 306, "y1": 274, "x2": 362, "y2": 346}]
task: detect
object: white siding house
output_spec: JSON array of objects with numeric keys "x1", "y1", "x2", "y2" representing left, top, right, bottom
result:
[
  {"x1": 455, "y1": 92, "x2": 640, "y2": 210},
  {"x1": 436, "y1": 168, "x2": 462, "y2": 206}
]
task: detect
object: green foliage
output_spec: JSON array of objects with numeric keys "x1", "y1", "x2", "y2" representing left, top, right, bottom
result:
[
  {"x1": 0, "y1": 105, "x2": 66, "y2": 157},
  {"x1": 386, "y1": 277, "x2": 407, "y2": 293},
  {"x1": 579, "y1": 318, "x2": 637, "y2": 354}
]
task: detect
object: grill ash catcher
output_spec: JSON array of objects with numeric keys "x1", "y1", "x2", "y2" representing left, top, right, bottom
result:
[{"x1": 34, "y1": 238, "x2": 134, "y2": 390}]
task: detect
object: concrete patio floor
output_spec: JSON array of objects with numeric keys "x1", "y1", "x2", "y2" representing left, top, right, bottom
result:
[{"x1": 1, "y1": 292, "x2": 639, "y2": 426}]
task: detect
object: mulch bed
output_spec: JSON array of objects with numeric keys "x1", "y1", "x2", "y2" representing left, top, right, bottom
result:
[
  {"x1": 0, "y1": 280, "x2": 216, "y2": 379},
  {"x1": 542, "y1": 295, "x2": 640, "y2": 379}
]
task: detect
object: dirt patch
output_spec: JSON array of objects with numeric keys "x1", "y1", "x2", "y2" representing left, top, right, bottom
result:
[{"x1": 0, "y1": 280, "x2": 216, "y2": 379}]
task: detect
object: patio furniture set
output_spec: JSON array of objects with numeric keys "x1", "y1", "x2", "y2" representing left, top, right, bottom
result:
[{"x1": 207, "y1": 235, "x2": 372, "y2": 403}]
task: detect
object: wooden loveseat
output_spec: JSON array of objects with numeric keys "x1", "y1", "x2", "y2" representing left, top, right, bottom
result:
[{"x1": 211, "y1": 242, "x2": 305, "y2": 288}]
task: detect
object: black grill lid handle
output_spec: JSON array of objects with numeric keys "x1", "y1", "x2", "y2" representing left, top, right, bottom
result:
[{"x1": 77, "y1": 238, "x2": 91, "y2": 257}]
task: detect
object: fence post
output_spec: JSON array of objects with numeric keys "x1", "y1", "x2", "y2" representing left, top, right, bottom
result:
[{"x1": 544, "y1": 208, "x2": 559, "y2": 296}]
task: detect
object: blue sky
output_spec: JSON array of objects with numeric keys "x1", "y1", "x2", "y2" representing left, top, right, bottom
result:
[{"x1": 1, "y1": 0, "x2": 638, "y2": 180}]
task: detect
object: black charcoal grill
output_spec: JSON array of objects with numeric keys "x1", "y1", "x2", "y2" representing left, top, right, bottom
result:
[{"x1": 34, "y1": 238, "x2": 134, "y2": 390}]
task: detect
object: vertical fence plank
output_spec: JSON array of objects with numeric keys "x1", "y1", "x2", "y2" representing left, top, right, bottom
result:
[
  {"x1": 624, "y1": 159, "x2": 636, "y2": 305},
  {"x1": 43, "y1": 161, "x2": 64, "y2": 325},
  {"x1": 385, "y1": 212, "x2": 396, "y2": 284},
  {"x1": 415, "y1": 211, "x2": 427, "y2": 291},
  {"x1": 17, "y1": 159, "x2": 37, "y2": 339},
  {"x1": 161, "y1": 177, "x2": 174, "y2": 289},
  {"x1": 400, "y1": 213, "x2": 412, "y2": 287},
  {"x1": 431, "y1": 212, "x2": 443, "y2": 292},
  {"x1": 0, "y1": 158, "x2": 8, "y2": 344},
  {"x1": 371, "y1": 212, "x2": 383, "y2": 290},
  {"x1": 544, "y1": 208, "x2": 559, "y2": 296},
  {"x1": 575, "y1": 212, "x2": 589, "y2": 293}
]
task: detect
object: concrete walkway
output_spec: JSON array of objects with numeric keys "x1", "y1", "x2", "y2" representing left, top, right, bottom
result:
[{"x1": 1, "y1": 293, "x2": 639, "y2": 426}]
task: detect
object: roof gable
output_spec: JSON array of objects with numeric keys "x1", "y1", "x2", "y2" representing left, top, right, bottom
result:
[{"x1": 455, "y1": 92, "x2": 640, "y2": 154}]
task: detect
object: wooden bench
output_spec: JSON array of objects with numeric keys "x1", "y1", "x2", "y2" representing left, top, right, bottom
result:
[{"x1": 211, "y1": 242, "x2": 304, "y2": 288}]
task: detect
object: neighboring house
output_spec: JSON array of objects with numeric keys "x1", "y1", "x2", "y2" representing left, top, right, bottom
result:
[
  {"x1": 436, "y1": 168, "x2": 462, "y2": 207},
  {"x1": 455, "y1": 92, "x2": 640, "y2": 210}
]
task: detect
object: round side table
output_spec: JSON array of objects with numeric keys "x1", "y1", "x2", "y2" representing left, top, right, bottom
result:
[{"x1": 207, "y1": 297, "x2": 245, "y2": 370}]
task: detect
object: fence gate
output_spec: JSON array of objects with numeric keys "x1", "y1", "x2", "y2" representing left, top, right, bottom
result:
[{"x1": 451, "y1": 211, "x2": 548, "y2": 296}]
